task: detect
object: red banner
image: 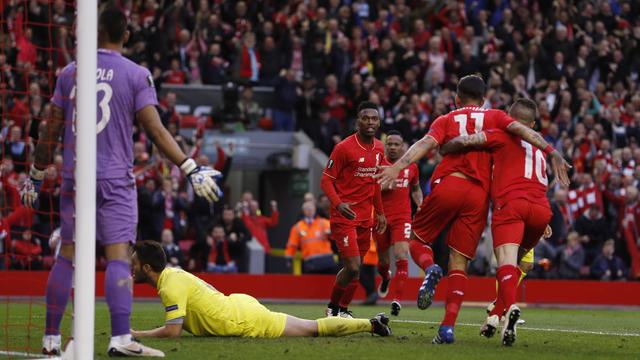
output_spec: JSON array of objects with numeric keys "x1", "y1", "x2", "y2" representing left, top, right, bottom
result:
[{"x1": 1, "y1": 271, "x2": 638, "y2": 306}]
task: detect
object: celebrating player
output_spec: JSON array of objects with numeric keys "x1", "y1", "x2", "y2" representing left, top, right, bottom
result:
[
  {"x1": 375, "y1": 75, "x2": 570, "y2": 344},
  {"x1": 22, "y1": 8, "x2": 221, "y2": 357},
  {"x1": 130, "y1": 241, "x2": 392, "y2": 339},
  {"x1": 440, "y1": 98, "x2": 554, "y2": 346},
  {"x1": 321, "y1": 101, "x2": 387, "y2": 318},
  {"x1": 375, "y1": 130, "x2": 422, "y2": 316}
]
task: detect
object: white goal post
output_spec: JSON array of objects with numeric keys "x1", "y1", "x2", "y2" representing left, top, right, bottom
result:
[{"x1": 74, "y1": 0, "x2": 97, "y2": 358}]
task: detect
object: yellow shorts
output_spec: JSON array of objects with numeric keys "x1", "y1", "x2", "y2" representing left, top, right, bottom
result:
[
  {"x1": 520, "y1": 248, "x2": 534, "y2": 264},
  {"x1": 232, "y1": 294, "x2": 287, "y2": 338}
]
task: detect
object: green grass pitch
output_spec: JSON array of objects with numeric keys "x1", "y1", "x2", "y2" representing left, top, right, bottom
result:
[{"x1": 1, "y1": 301, "x2": 639, "y2": 359}]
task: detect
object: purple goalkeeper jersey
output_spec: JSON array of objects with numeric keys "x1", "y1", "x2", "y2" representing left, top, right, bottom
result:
[{"x1": 51, "y1": 49, "x2": 158, "y2": 179}]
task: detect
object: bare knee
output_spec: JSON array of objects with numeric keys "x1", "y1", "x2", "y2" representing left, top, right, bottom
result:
[
  {"x1": 393, "y1": 242, "x2": 409, "y2": 260},
  {"x1": 448, "y1": 251, "x2": 469, "y2": 272},
  {"x1": 59, "y1": 244, "x2": 75, "y2": 260},
  {"x1": 105, "y1": 242, "x2": 131, "y2": 263},
  {"x1": 343, "y1": 258, "x2": 361, "y2": 279}
]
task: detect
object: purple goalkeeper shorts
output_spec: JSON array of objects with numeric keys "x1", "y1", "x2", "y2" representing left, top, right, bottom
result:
[{"x1": 60, "y1": 177, "x2": 138, "y2": 246}]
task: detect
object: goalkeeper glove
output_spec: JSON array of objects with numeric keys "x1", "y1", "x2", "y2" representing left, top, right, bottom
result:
[
  {"x1": 20, "y1": 165, "x2": 45, "y2": 208},
  {"x1": 180, "y1": 158, "x2": 223, "y2": 203}
]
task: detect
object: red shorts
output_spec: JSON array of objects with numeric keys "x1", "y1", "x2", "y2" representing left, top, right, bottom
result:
[
  {"x1": 331, "y1": 220, "x2": 372, "y2": 258},
  {"x1": 374, "y1": 218, "x2": 411, "y2": 254},
  {"x1": 492, "y1": 198, "x2": 552, "y2": 251},
  {"x1": 412, "y1": 176, "x2": 489, "y2": 259}
]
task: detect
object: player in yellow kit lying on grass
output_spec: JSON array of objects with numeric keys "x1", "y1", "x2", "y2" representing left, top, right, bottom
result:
[{"x1": 130, "y1": 241, "x2": 391, "y2": 339}]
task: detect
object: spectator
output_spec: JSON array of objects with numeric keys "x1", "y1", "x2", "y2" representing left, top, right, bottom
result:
[
  {"x1": 10, "y1": 229, "x2": 42, "y2": 270},
  {"x1": 555, "y1": 232, "x2": 586, "y2": 279},
  {"x1": 163, "y1": 58, "x2": 187, "y2": 85},
  {"x1": 3, "y1": 126, "x2": 30, "y2": 173},
  {"x1": 574, "y1": 204, "x2": 612, "y2": 261},
  {"x1": 201, "y1": 43, "x2": 229, "y2": 85},
  {"x1": 137, "y1": 178, "x2": 164, "y2": 241},
  {"x1": 317, "y1": 194, "x2": 331, "y2": 220},
  {"x1": 322, "y1": 74, "x2": 349, "y2": 128},
  {"x1": 218, "y1": 207, "x2": 251, "y2": 272},
  {"x1": 240, "y1": 199, "x2": 279, "y2": 254},
  {"x1": 272, "y1": 69, "x2": 298, "y2": 131},
  {"x1": 313, "y1": 107, "x2": 342, "y2": 156},
  {"x1": 161, "y1": 229, "x2": 184, "y2": 269},
  {"x1": 235, "y1": 31, "x2": 260, "y2": 83},
  {"x1": 285, "y1": 201, "x2": 336, "y2": 274},
  {"x1": 590, "y1": 239, "x2": 627, "y2": 281},
  {"x1": 237, "y1": 86, "x2": 263, "y2": 130},
  {"x1": 206, "y1": 225, "x2": 239, "y2": 273},
  {"x1": 548, "y1": 188, "x2": 571, "y2": 246}
]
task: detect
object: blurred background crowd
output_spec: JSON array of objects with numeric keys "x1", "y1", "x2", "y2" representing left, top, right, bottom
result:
[{"x1": 1, "y1": 0, "x2": 639, "y2": 280}]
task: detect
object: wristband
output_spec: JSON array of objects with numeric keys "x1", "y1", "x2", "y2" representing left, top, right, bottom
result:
[
  {"x1": 30, "y1": 164, "x2": 46, "y2": 181},
  {"x1": 543, "y1": 145, "x2": 554, "y2": 155},
  {"x1": 180, "y1": 158, "x2": 198, "y2": 175}
]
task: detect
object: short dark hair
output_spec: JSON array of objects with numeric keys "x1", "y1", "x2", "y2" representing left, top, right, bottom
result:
[
  {"x1": 510, "y1": 98, "x2": 538, "y2": 122},
  {"x1": 99, "y1": 7, "x2": 128, "y2": 43},
  {"x1": 386, "y1": 130, "x2": 403, "y2": 139},
  {"x1": 511, "y1": 98, "x2": 538, "y2": 116},
  {"x1": 134, "y1": 240, "x2": 167, "y2": 273},
  {"x1": 357, "y1": 101, "x2": 378, "y2": 114},
  {"x1": 457, "y1": 75, "x2": 486, "y2": 103}
]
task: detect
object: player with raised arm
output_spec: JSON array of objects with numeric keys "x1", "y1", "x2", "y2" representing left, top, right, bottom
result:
[
  {"x1": 130, "y1": 241, "x2": 391, "y2": 340},
  {"x1": 440, "y1": 98, "x2": 554, "y2": 346},
  {"x1": 21, "y1": 8, "x2": 221, "y2": 357},
  {"x1": 321, "y1": 101, "x2": 387, "y2": 318},
  {"x1": 374, "y1": 131, "x2": 422, "y2": 316},
  {"x1": 374, "y1": 75, "x2": 570, "y2": 344}
]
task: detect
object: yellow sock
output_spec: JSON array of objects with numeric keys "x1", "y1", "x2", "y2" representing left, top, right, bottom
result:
[
  {"x1": 316, "y1": 317, "x2": 371, "y2": 337},
  {"x1": 518, "y1": 268, "x2": 527, "y2": 286}
]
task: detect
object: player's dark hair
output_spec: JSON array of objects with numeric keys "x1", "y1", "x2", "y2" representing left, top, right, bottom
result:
[
  {"x1": 357, "y1": 101, "x2": 378, "y2": 114},
  {"x1": 510, "y1": 98, "x2": 538, "y2": 118},
  {"x1": 386, "y1": 130, "x2": 403, "y2": 140},
  {"x1": 98, "y1": 7, "x2": 128, "y2": 43},
  {"x1": 134, "y1": 240, "x2": 167, "y2": 273},
  {"x1": 456, "y1": 75, "x2": 486, "y2": 103}
]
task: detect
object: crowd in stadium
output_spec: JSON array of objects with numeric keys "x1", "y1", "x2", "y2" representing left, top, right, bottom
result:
[{"x1": 1, "y1": 0, "x2": 640, "y2": 280}]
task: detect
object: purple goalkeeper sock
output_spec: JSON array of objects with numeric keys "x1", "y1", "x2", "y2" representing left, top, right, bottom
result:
[
  {"x1": 105, "y1": 260, "x2": 132, "y2": 337},
  {"x1": 45, "y1": 256, "x2": 73, "y2": 336}
]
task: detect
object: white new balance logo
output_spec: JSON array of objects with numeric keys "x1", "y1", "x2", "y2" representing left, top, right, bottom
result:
[
  {"x1": 453, "y1": 290, "x2": 464, "y2": 296},
  {"x1": 358, "y1": 157, "x2": 365, "y2": 163},
  {"x1": 501, "y1": 274, "x2": 513, "y2": 282},
  {"x1": 343, "y1": 236, "x2": 349, "y2": 247}
]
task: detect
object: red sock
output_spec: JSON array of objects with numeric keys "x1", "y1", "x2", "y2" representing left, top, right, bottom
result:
[
  {"x1": 409, "y1": 240, "x2": 434, "y2": 271},
  {"x1": 441, "y1": 270, "x2": 468, "y2": 327},
  {"x1": 394, "y1": 259, "x2": 408, "y2": 300},
  {"x1": 490, "y1": 297, "x2": 505, "y2": 317},
  {"x1": 338, "y1": 280, "x2": 359, "y2": 308},
  {"x1": 377, "y1": 263, "x2": 390, "y2": 279},
  {"x1": 329, "y1": 283, "x2": 346, "y2": 306},
  {"x1": 496, "y1": 265, "x2": 520, "y2": 312}
]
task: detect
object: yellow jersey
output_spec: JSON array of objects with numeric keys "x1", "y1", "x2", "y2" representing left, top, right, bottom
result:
[{"x1": 156, "y1": 267, "x2": 287, "y2": 337}]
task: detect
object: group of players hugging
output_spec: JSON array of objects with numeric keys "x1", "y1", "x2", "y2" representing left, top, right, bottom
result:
[
  {"x1": 21, "y1": 7, "x2": 570, "y2": 358},
  {"x1": 321, "y1": 74, "x2": 570, "y2": 346}
]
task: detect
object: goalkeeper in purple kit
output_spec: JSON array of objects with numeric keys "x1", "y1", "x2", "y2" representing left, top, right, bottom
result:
[{"x1": 21, "y1": 8, "x2": 220, "y2": 357}]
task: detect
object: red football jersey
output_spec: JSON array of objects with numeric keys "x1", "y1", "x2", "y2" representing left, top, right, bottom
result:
[
  {"x1": 426, "y1": 106, "x2": 515, "y2": 191},
  {"x1": 485, "y1": 129, "x2": 550, "y2": 208},
  {"x1": 323, "y1": 134, "x2": 385, "y2": 223},
  {"x1": 380, "y1": 159, "x2": 419, "y2": 221}
]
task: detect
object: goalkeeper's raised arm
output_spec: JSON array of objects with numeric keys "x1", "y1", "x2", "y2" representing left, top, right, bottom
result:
[{"x1": 136, "y1": 105, "x2": 222, "y2": 203}]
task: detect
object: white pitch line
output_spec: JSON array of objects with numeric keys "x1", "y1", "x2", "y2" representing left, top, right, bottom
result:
[
  {"x1": 0, "y1": 349, "x2": 59, "y2": 359},
  {"x1": 394, "y1": 319, "x2": 640, "y2": 337}
]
